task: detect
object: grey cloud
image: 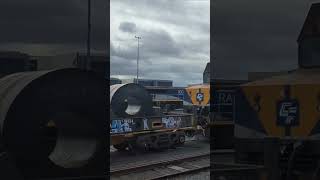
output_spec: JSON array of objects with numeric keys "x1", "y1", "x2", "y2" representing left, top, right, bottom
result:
[
  {"x1": 0, "y1": 0, "x2": 108, "y2": 55},
  {"x1": 141, "y1": 29, "x2": 182, "y2": 58},
  {"x1": 211, "y1": 0, "x2": 310, "y2": 80},
  {"x1": 119, "y1": 22, "x2": 137, "y2": 33},
  {"x1": 111, "y1": 0, "x2": 209, "y2": 86},
  {"x1": 113, "y1": 0, "x2": 209, "y2": 33},
  {"x1": 112, "y1": 28, "x2": 182, "y2": 61},
  {"x1": 110, "y1": 42, "x2": 137, "y2": 61},
  {"x1": 114, "y1": 0, "x2": 186, "y2": 13}
]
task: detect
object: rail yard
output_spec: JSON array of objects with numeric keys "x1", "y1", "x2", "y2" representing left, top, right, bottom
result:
[
  {"x1": 0, "y1": 1, "x2": 320, "y2": 180},
  {"x1": 110, "y1": 139, "x2": 210, "y2": 180},
  {"x1": 111, "y1": 2, "x2": 320, "y2": 180},
  {"x1": 109, "y1": 81, "x2": 211, "y2": 179}
]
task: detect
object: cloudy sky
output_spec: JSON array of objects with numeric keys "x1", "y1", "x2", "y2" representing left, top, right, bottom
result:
[
  {"x1": 110, "y1": 0, "x2": 210, "y2": 86},
  {"x1": 0, "y1": 0, "x2": 108, "y2": 55},
  {"x1": 0, "y1": 0, "x2": 318, "y2": 86},
  {"x1": 212, "y1": 0, "x2": 315, "y2": 79},
  {"x1": 110, "y1": 0, "x2": 317, "y2": 86}
]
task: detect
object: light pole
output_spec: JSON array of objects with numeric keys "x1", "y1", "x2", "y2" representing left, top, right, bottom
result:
[
  {"x1": 87, "y1": 0, "x2": 91, "y2": 70},
  {"x1": 135, "y1": 36, "x2": 141, "y2": 83}
]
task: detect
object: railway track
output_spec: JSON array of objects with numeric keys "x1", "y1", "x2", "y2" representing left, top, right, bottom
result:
[
  {"x1": 110, "y1": 152, "x2": 210, "y2": 180},
  {"x1": 211, "y1": 163, "x2": 265, "y2": 180}
]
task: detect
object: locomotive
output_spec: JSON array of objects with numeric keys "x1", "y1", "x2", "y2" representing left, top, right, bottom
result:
[{"x1": 234, "y1": 3, "x2": 320, "y2": 179}]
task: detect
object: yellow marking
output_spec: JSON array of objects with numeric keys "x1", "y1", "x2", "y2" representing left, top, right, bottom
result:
[
  {"x1": 186, "y1": 84, "x2": 210, "y2": 106},
  {"x1": 291, "y1": 84, "x2": 320, "y2": 137},
  {"x1": 242, "y1": 85, "x2": 284, "y2": 136},
  {"x1": 242, "y1": 83, "x2": 320, "y2": 137}
]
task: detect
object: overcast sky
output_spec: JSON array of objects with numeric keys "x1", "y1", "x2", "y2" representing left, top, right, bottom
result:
[
  {"x1": 110, "y1": 0, "x2": 317, "y2": 86},
  {"x1": 212, "y1": 0, "x2": 315, "y2": 79},
  {"x1": 0, "y1": 0, "x2": 318, "y2": 86},
  {"x1": 110, "y1": 0, "x2": 210, "y2": 86},
  {"x1": 0, "y1": 0, "x2": 108, "y2": 56}
]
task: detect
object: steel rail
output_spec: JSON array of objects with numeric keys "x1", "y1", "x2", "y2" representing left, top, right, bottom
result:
[{"x1": 110, "y1": 152, "x2": 210, "y2": 177}]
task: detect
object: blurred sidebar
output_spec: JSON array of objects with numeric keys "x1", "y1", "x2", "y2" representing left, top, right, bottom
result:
[
  {"x1": 211, "y1": 1, "x2": 320, "y2": 180},
  {"x1": 0, "y1": 0, "x2": 110, "y2": 179}
]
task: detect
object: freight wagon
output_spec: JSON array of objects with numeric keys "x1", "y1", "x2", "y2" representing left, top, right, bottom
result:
[{"x1": 110, "y1": 83, "x2": 197, "y2": 152}]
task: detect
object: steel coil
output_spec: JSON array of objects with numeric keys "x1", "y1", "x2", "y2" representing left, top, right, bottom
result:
[
  {"x1": 0, "y1": 68, "x2": 107, "y2": 179},
  {"x1": 110, "y1": 83, "x2": 153, "y2": 118}
]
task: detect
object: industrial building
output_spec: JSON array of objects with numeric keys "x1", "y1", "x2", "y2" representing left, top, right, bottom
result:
[
  {"x1": 23, "y1": 52, "x2": 109, "y2": 77},
  {"x1": 145, "y1": 86, "x2": 191, "y2": 103},
  {"x1": 73, "y1": 53, "x2": 108, "y2": 77},
  {"x1": 137, "y1": 78, "x2": 172, "y2": 87},
  {"x1": 110, "y1": 77, "x2": 122, "y2": 85},
  {"x1": 0, "y1": 51, "x2": 109, "y2": 82},
  {"x1": 0, "y1": 51, "x2": 37, "y2": 78},
  {"x1": 122, "y1": 78, "x2": 173, "y2": 87},
  {"x1": 34, "y1": 54, "x2": 75, "y2": 70}
]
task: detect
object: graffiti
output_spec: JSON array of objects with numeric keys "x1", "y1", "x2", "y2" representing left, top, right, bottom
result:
[
  {"x1": 143, "y1": 118, "x2": 149, "y2": 130},
  {"x1": 111, "y1": 119, "x2": 134, "y2": 133},
  {"x1": 162, "y1": 116, "x2": 182, "y2": 129},
  {"x1": 110, "y1": 115, "x2": 189, "y2": 134}
]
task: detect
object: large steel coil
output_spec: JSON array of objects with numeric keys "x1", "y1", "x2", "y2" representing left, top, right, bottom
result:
[
  {"x1": 0, "y1": 68, "x2": 107, "y2": 179},
  {"x1": 110, "y1": 83, "x2": 153, "y2": 117}
]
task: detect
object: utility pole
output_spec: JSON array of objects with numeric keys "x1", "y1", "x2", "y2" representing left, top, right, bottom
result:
[
  {"x1": 135, "y1": 36, "x2": 141, "y2": 84},
  {"x1": 86, "y1": 0, "x2": 91, "y2": 70}
]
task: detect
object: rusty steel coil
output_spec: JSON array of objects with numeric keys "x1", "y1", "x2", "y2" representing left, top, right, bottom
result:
[
  {"x1": 110, "y1": 83, "x2": 153, "y2": 118},
  {"x1": 0, "y1": 68, "x2": 107, "y2": 179}
]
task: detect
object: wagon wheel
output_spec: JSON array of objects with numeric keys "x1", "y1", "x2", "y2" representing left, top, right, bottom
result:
[{"x1": 113, "y1": 143, "x2": 128, "y2": 151}]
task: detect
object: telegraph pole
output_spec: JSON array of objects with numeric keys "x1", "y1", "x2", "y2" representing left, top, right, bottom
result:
[
  {"x1": 86, "y1": 0, "x2": 91, "y2": 70},
  {"x1": 135, "y1": 36, "x2": 141, "y2": 83}
]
